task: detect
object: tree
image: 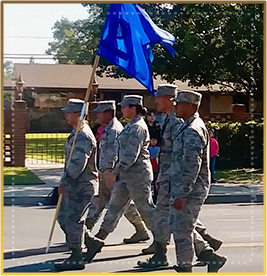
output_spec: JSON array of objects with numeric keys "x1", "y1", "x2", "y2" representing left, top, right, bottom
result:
[
  {"x1": 46, "y1": 4, "x2": 263, "y2": 101},
  {"x1": 152, "y1": 4, "x2": 264, "y2": 101},
  {"x1": 45, "y1": 5, "x2": 107, "y2": 64},
  {"x1": 4, "y1": 60, "x2": 14, "y2": 77},
  {"x1": 4, "y1": 61, "x2": 14, "y2": 101}
]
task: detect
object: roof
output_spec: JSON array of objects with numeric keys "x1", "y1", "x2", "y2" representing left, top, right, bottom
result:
[{"x1": 5, "y1": 63, "x2": 232, "y2": 92}]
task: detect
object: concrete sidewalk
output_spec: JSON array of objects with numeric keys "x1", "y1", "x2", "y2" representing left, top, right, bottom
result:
[{"x1": 3, "y1": 162, "x2": 264, "y2": 206}]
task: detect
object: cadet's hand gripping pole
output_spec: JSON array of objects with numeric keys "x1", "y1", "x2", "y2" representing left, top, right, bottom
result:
[{"x1": 45, "y1": 55, "x2": 100, "y2": 254}]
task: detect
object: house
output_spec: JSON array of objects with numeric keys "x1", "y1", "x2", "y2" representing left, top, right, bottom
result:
[{"x1": 4, "y1": 63, "x2": 259, "y2": 132}]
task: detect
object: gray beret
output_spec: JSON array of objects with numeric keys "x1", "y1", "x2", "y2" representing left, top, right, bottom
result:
[
  {"x1": 172, "y1": 90, "x2": 202, "y2": 107},
  {"x1": 119, "y1": 95, "x2": 143, "y2": 107},
  {"x1": 154, "y1": 84, "x2": 178, "y2": 97},
  {"x1": 61, "y1": 98, "x2": 84, "y2": 113},
  {"x1": 94, "y1": 100, "x2": 116, "y2": 112}
]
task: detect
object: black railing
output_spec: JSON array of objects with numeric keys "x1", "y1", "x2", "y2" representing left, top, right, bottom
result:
[{"x1": 26, "y1": 133, "x2": 68, "y2": 164}]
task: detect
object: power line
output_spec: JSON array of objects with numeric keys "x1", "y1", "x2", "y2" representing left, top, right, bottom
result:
[
  {"x1": 4, "y1": 35, "x2": 53, "y2": 39},
  {"x1": 4, "y1": 54, "x2": 94, "y2": 60},
  {"x1": 4, "y1": 56, "x2": 55, "y2": 60},
  {"x1": 4, "y1": 53, "x2": 54, "y2": 56},
  {"x1": 4, "y1": 54, "x2": 93, "y2": 59}
]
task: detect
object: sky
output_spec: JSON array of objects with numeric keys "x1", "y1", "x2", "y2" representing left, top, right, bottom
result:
[{"x1": 3, "y1": 3, "x2": 90, "y2": 64}]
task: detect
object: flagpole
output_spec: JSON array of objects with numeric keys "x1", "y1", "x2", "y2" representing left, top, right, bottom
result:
[
  {"x1": 66, "y1": 55, "x2": 100, "y2": 168},
  {"x1": 45, "y1": 55, "x2": 100, "y2": 254}
]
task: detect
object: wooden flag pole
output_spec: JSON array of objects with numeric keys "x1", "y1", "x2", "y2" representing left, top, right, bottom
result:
[
  {"x1": 45, "y1": 193, "x2": 63, "y2": 253},
  {"x1": 45, "y1": 55, "x2": 100, "y2": 254}
]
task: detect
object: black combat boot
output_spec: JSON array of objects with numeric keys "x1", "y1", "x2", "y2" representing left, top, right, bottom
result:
[
  {"x1": 84, "y1": 229, "x2": 108, "y2": 263},
  {"x1": 54, "y1": 248, "x2": 85, "y2": 271},
  {"x1": 85, "y1": 218, "x2": 94, "y2": 231},
  {"x1": 207, "y1": 254, "x2": 227, "y2": 272},
  {"x1": 95, "y1": 229, "x2": 109, "y2": 240},
  {"x1": 198, "y1": 249, "x2": 227, "y2": 272},
  {"x1": 84, "y1": 231, "x2": 105, "y2": 263},
  {"x1": 173, "y1": 265, "x2": 192, "y2": 272},
  {"x1": 137, "y1": 242, "x2": 168, "y2": 268},
  {"x1": 123, "y1": 223, "x2": 150, "y2": 244},
  {"x1": 142, "y1": 240, "x2": 156, "y2": 254}
]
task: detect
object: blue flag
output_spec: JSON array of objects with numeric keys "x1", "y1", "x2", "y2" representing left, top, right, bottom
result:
[{"x1": 97, "y1": 4, "x2": 176, "y2": 94}]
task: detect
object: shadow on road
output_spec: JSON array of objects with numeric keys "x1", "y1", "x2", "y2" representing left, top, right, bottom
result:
[
  {"x1": 4, "y1": 257, "x2": 65, "y2": 273},
  {"x1": 104, "y1": 241, "x2": 148, "y2": 248},
  {"x1": 92, "y1": 253, "x2": 143, "y2": 263},
  {"x1": 4, "y1": 252, "x2": 149, "y2": 273},
  {"x1": 113, "y1": 265, "x2": 175, "y2": 273},
  {"x1": 4, "y1": 243, "x2": 68, "y2": 260}
]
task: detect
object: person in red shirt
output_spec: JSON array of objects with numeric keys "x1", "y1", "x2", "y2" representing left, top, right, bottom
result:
[{"x1": 209, "y1": 129, "x2": 219, "y2": 183}]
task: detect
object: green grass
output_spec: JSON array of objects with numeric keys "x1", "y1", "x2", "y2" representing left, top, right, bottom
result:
[
  {"x1": 215, "y1": 168, "x2": 263, "y2": 184},
  {"x1": 3, "y1": 167, "x2": 44, "y2": 185},
  {"x1": 26, "y1": 133, "x2": 68, "y2": 163}
]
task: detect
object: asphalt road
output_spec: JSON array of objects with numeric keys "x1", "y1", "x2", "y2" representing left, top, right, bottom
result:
[{"x1": 3, "y1": 203, "x2": 264, "y2": 274}]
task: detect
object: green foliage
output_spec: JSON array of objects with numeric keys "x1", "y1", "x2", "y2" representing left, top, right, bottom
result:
[
  {"x1": 46, "y1": 4, "x2": 263, "y2": 100},
  {"x1": 4, "y1": 60, "x2": 13, "y2": 76},
  {"x1": 45, "y1": 5, "x2": 106, "y2": 64},
  {"x1": 206, "y1": 120, "x2": 263, "y2": 169},
  {"x1": 153, "y1": 3, "x2": 263, "y2": 101},
  {"x1": 4, "y1": 90, "x2": 12, "y2": 101},
  {"x1": 119, "y1": 117, "x2": 130, "y2": 126}
]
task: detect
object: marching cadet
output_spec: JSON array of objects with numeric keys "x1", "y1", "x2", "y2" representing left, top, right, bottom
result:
[
  {"x1": 170, "y1": 90, "x2": 227, "y2": 272},
  {"x1": 85, "y1": 100, "x2": 149, "y2": 244},
  {"x1": 138, "y1": 85, "x2": 225, "y2": 272},
  {"x1": 84, "y1": 95, "x2": 155, "y2": 263},
  {"x1": 55, "y1": 99, "x2": 98, "y2": 271},
  {"x1": 138, "y1": 84, "x2": 182, "y2": 267}
]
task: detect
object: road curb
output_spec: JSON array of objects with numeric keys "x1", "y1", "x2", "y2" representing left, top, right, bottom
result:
[
  {"x1": 4, "y1": 197, "x2": 53, "y2": 206},
  {"x1": 205, "y1": 194, "x2": 263, "y2": 204},
  {"x1": 4, "y1": 194, "x2": 264, "y2": 206}
]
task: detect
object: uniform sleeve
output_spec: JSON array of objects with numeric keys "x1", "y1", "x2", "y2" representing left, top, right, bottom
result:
[
  {"x1": 171, "y1": 117, "x2": 183, "y2": 141},
  {"x1": 112, "y1": 125, "x2": 145, "y2": 175},
  {"x1": 171, "y1": 130, "x2": 203, "y2": 198},
  {"x1": 65, "y1": 132, "x2": 93, "y2": 180},
  {"x1": 100, "y1": 127, "x2": 118, "y2": 171}
]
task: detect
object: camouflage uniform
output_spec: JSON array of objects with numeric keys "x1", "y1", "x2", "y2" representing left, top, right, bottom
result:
[
  {"x1": 87, "y1": 116, "x2": 146, "y2": 230},
  {"x1": 58, "y1": 120, "x2": 98, "y2": 251},
  {"x1": 100, "y1": 114, "x2": 155, "y2": 234},
  {"x1": 154, "y1": 113, "x2": 212, "y2": 253},
  {"x1": 169, "y1": 111, "x2": 210, "y2": 267},
  {"x1": 154, "y1": 111, "x2": 182, "y2": 245}
]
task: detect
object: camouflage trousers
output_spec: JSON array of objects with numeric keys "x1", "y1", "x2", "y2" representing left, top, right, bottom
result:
[
  {"x1": 86, "y1": 170, "x2": 146, "y2": 230},
  {"x1": 169, "y1": 197, "x2": 205, "y2": 267},
  {"x1": 154, "y1": 181, "x2": 171, "y2": 245},
  {"x1": 100, "y1": 176, "x2": 155, "y2": 234},
  {"x1": 58, "y1": 183, "x2": 94, "y2": 250},
  {"x1": 154, "y1": 182, "x2": 210, "y2": 254}
]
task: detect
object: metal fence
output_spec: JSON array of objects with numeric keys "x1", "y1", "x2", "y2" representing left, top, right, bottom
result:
[{"x1": 26, "y1": 133, "x2": 68, "y2": 164}]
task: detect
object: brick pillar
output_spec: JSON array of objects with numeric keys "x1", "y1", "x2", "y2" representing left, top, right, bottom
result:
[{"x1": 11, "y1": 100, "x2": 27, "y2": 167}]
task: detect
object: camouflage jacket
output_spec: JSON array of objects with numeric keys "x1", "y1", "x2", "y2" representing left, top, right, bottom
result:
[
  {"x1": 61, "y1": 120, "x2": 99, "y2": 189},
  {"x1": 157, "y1": 111, "x2": 182, "y2": 183},
  {"x1": 99, "y1": 117, "x2": 123, "y2": 172},
  {"x1": 112, "y1": 114, "x2": 153, "y2": 181},
  {"x1": 170, "y1": 113, "x2": 210, "y2": 200}
]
